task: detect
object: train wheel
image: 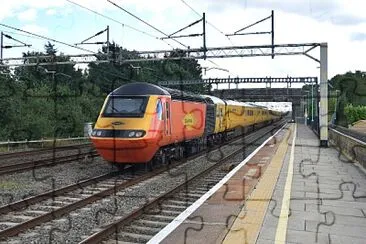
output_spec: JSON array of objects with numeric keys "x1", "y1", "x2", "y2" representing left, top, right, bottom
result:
[
  {"x1": 179, "y1": 146, "x2": 184, "y2": 159},
  {"x1": 145, "y1": 161, "x2": 153, "y2": 172},
  {"x1": 161, "y1": 152, "x2": 168, "y2": 165},
  {"x1": 114, "y1": 163, "x2": 125, "y2": 172}
]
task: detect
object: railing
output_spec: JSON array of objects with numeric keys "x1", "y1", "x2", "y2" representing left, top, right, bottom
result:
[
  {"x1": 306, "y1": 117, "x2": 319, "y2": 137},
  {"x1": 329, "y1": 127, "x2": 366, "y2": 169},
  {"x1": 0, "y1": 137, "x2": 90, "y2": 152},
  {"x1": 329, "y1": 124, "x2": 366, "y2": 143}
]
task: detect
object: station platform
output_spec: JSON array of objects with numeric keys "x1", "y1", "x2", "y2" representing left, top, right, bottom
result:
[{"x1": 148, "y1": 124, "x2": 366, "y2": 244}]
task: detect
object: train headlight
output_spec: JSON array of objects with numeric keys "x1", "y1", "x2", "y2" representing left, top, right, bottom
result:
[
  {"x1": 135, "y1": 131, "x2": 144, "y2": 137},
  {"x1": 128, "y1": 131, "x2": 136, "y2": 137},
  {"x1": 96, "y1": 130, "x2": 102, "y2": 136}
]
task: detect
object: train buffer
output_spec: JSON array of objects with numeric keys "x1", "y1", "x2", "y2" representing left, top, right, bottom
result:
[{"x1": 148, "y1": 123, "x2": 366, "y2": 244}]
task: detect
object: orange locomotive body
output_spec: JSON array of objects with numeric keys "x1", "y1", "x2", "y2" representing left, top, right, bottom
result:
[{"x1": 90, "y1": 83, "x2": 206, "y2": 165}]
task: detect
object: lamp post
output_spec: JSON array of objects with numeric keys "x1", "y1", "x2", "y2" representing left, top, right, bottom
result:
[
  {"x1": 311, "y1": 81, "x2": 314, "y2": 124},
  {"x1": 202, "y1": 66, "x2": 229, "y2": 75},
  {"x1": 304, "y1": 90, "x2": 310, "y2": 125},
  {"x1": 202, "y1": 67, "x2": 230, "y2": 90},
  {"x1": 334, "y1": 89, "x2": 340, "y2": 124}
]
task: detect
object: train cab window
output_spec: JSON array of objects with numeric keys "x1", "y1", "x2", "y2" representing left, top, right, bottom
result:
[
  {"x1": 156, "y1": 99, "x2": 163, "y2": 120},
  {"x1": 103, "y1": 96, "x2": 148, "y2": 118}
]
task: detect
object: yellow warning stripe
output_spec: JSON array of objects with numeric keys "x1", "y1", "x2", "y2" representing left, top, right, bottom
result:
[
  {"x1": 223, "y1": 124, "x2": 292, "y2": 244},
  {"x1": 275, "y1": 123, "x2": 296, "y2": 243}
]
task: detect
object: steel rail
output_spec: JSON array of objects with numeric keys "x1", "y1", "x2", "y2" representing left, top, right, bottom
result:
[
  {"x1": 79, "y1": 122, "x2": 285, "y2": 243},
  {"x1": 0, "y1": 143, "x2": 92, "y2": 159},
  {"x1": 0, "y1": 151, "x2": 99, "y2": 175},
  {"x1": 0, "y1": 120, "x2": 284, "y2": 240},
  {"x1": 0, "y1": 156, "x2": 194, "y2": 239},
  {"x1": 0, "y1": 171, "x2": 121, "y2": 215}
]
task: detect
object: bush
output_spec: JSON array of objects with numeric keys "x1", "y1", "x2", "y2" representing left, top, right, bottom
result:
[{"x1": 344, "y1": 104, "x2": 366, "y2": 125}]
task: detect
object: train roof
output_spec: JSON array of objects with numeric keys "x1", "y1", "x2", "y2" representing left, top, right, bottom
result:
[
  {"x1": 201, "y1": 95, "x2": 225, "y2": 105},
  {"x1": 111, "y1": 82, "x2": 170, "y2": 96},
  {"x1": 225, "y1": 100, "x2": 261, "y2": 108},
  {"x1": 225, "y1": 100, "x2": 245, "y2": 106},
  {"x1": 111, "y1": 82, "x2": 205, "y2": 103}
]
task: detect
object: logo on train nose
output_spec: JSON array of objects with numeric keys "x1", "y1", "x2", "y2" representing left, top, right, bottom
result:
[
  {"x1": 183, "y1": 113, "x2": 196, "y2": 130},
  {"x1": 111, "y1": 121, "x2": 125, "y2": 126}
]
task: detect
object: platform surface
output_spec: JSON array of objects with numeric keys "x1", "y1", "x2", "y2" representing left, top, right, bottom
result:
[{"x1": 154, "y1": 124, "x2": 366, "y2": 244}]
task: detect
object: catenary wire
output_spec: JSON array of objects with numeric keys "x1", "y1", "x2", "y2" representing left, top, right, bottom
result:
[
  {"x1": 108, "y1": 0, "x2": 188, "y2": 49},
  {"x1": 65, "y1": 0, "x2": 175, "y2": 49},
  {"x1": 179, "y1": 0, "x2": 241, "y2": 56},
  {"x1": 0, "y1": 23, "x2": 97, "y2": 54}
]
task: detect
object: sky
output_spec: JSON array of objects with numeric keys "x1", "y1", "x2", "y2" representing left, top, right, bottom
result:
[{"x1": 0, "y1": 0, "x2": 365, "y2": 89}]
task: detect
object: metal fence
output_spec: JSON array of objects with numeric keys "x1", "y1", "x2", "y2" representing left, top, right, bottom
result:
[
  {"x1": 0, "y1": 137, "x2": 90, "y2": 152},
  {"x1": 329, "y1": 124, "x2": 366, "y2": 143}
]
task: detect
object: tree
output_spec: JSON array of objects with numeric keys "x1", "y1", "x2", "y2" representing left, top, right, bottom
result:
[
  {"x1": 329, "y1": 71, "x2": 366, "y2": 126},
  {"x1": 44, "y1": 41, "x2": 57, "y2": 56}
]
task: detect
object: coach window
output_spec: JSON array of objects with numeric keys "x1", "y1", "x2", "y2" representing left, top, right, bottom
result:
[{"x1": 156, "y1": 99, "x2": 163, "y2": 120}]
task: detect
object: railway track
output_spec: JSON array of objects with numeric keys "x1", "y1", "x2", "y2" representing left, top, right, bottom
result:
[
  {"x1": 0, "y1": 143, "x2": 92, "y2": 159},
  {"x1": 0, "y1": 121, "x2": 285, "y2": 243},
  {"x1": 78, "y1": 122, "x2": 285, "y2": 243},
  {"x1": 79, "y1": 124, "x2": 282, "y2": 244},
  {"x1": 0, "y1": 150, "x2": 99, "y2": 175}
]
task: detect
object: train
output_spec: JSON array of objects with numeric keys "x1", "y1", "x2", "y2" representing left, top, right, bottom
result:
[{"x1": 90, "y1": 82, "x2": 283, "y2": 169}]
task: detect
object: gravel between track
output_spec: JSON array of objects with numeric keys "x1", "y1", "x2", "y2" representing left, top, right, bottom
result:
[
  {"x1": 0, "y1": 144, "x2": 93, "y2": 167},
  {"x1": 5, "y1": 125, "x2": 279, "y2": 244},
  {"x1": 0, "y1": 156, "x2": 114, "y2": 207}
]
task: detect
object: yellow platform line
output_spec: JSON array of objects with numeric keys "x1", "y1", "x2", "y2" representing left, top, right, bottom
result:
[
  {"x1": 223, "y1": 124, "x2": 293, "y2": 244},
  {"x1": 275, "y1": 123, "x2": 297, "y2": 244}
]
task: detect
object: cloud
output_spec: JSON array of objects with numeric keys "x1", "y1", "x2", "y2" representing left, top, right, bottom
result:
[
  {"x1": 46, "y1": 9, "x2": 57, "y2": 16},
  {"x1": 329, "y1": 14, "x2": 366, "y2": 26},
  {"x1": 17, "y1": 8, "x2": 37, "y2": 21},
  {"x1": 22, "y1": 24, "x2": 48, "y2": 35},
  {"x1": 206, "y1": 0, "x2": 366, "y2": 26},
  {"x1": 0, "y1": 0, "x2": 65, "y2": 21},
  {"x1": 350, "y1": 32, "x2": 366, "y2": 41}
]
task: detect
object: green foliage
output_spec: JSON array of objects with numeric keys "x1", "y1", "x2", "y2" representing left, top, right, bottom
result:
[
  {"x1": 0, "y1": 42, "x2": 206, "y2": 141},
  {"x1": 344, "y1": 104, "x2": 366, "y2": 125},
  {"x1": 329, "y1": 70, "x2": 366, "y2": 126}
]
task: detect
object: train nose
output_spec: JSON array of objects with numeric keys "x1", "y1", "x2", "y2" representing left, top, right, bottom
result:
[{"x1": 91, "y1": 137, "x2": 159, "y2": 163}]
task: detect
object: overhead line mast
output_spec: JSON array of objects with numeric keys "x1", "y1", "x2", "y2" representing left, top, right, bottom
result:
[
  {"x1": 0, "y1": 23, "x2": 96, "y2": 54},
  {"x1": 0, "y1": 32, "x2": 32, "y2": 61},
  {"x1": 107, "y1": 0, "x2": 188, "y2": 48},
  {"x1": 65, "y1": 0, "x2": 175, "y2": 48}
]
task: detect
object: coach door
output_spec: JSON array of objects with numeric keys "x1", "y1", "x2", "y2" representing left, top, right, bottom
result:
[{"x1": 164, "y1": 101, "x2": 171, "y2": 137}]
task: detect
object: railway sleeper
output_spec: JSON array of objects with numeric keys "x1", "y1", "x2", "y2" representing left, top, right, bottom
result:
[
  {"x1": 116, "y1": 231, "x2": 153, "y2": 243},
  {"x1": 3, "y1": 215, "x2": 33, "y2": 221},
  {"x1": 54, "y1": 196, "x2": 82, "y2": 202},
  {"x1": 20, "y1": 210, "x2": 48, "y2": 217},
  {"x1": 124, "y1": 224, "x2": 161, "y2": 236},
  {"x1": 132, "y1": 219, "x2": 167, "y2": 228},
  {"x1": 36, "y1": 205, "x2": 60, "y2": 211},
  {"x1": 0, "y1": 222, "x2": 18, "y2": 228},
  {"x1": 145, "y1": 209, "x2": 181, "y2": 217},
  {"x1": 160, "y1": 204, "x2": 187, "y2": 212},
  {"x1": 187, "y1": 190, "x2": 207, "y2": 195},
  {"x1": 142, "y1": 214, "x2": 176, "y2": 223},
  {"x1": 172, "y1": 196, "x2": 198, "y2": 203},
  {"x1": 165, "y1": 199, "x2": 195, "y2": 206},
  {"x1": 176, "y1": 192, "x2": 202, "y2": 198}
]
